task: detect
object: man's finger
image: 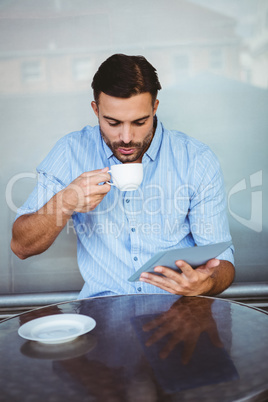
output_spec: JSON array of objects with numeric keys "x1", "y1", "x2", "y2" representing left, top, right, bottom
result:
[
  {"x1": 205, "y1": 258, "x2": 220, "y2": 269},
  {"x1": 174, "y1": 260, "x2": 195, "y2": 278},
  {"x1": 159, "y1": 335, "x2": 182, "y2": 360},
  {"x1": 145, "y1": 325, "x2": 174, "y2": 347},
  {"x1": 81, "y1": 167, "x2": 109, "y2": 177},
  {"x1": 208, "y1": 325, "x2": 224, "y2": 349},
  {"x1": 140, "y1": 271, "x2": 183, "y2": 294},
  {"x1": 142, "y1": 314, "x2": 168, "y2": 332},
  {"x1": 81, "y1": 172, "x2": 111, "y2": 187},
  {"x1": 96, "y1": 182, "x2": 111, "y2": 194},
  {"x1": 181, "y1": 336, "x2": 199, "y2": 365}
]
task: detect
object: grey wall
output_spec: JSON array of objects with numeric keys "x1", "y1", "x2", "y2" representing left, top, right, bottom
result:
[{"x1": 1, "y1": 0, "x2": 268, "y2": 295}]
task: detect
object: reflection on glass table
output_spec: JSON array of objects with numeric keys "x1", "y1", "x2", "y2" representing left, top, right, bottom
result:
[{"x1": 0, "y1": 294, "x2": 267, "y2": 402}]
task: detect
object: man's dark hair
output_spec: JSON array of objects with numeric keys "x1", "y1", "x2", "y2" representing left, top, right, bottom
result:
[{"x1": 91, "y1": 54, "x2": 161, "y2": 105}]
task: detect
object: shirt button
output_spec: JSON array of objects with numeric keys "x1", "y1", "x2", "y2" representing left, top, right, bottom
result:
[
  {"x1": 131, "y1": 228, "x2": 135, "y2": 232},
  {"x1": 137, "y1": 287, "x2": 142, "y2": 292},
  {"x1": 126, "y1": 199, "x2": 130, "y2": 203},
  {"x1": 134, "y1": 256, "x2": 138, "y2": 261}
]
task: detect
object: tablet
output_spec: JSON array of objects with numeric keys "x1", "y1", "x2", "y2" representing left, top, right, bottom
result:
[{"x1": 128, "y1": 241, "x2": 232, "y2": 282}]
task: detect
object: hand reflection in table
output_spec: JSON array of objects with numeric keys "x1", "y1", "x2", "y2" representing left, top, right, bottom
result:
[
  {"x1": 132, "y1": 296, "x2": 238, "y2": 393},
  {"x1": 142, "y1": 297, "x2": 223, "y2": 363}
]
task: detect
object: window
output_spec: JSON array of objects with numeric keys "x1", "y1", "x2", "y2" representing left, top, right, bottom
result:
[
  {"x1": 73, "y1": 58, "x2": 93, "y2": 81},
  {"x1": 21, "y1": 61, "x2": 43, "y2": 83},
  {"x1": 210, "y1": 49, "x2": 224, "y2": 70}
]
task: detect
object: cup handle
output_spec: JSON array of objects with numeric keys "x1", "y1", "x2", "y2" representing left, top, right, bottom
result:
[{"x1": 106, "y1": 170, "x2": 116, "y2": 186}]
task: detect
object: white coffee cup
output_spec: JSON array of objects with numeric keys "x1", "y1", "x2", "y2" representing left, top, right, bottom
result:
[{"x1": 107, "y1": 163, "x2": 143, "y2": 191}]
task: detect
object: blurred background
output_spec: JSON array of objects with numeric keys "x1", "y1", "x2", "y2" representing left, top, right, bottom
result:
[{"x1": 1, "y1": 0, "x2": 267, "y2": 296}]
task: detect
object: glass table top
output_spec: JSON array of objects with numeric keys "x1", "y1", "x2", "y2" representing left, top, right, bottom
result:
[{"x1": 0, "y1": 294, "x2": 267, "y2": 401}]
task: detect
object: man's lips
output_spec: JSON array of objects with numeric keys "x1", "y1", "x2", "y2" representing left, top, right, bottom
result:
[{"x1": 118, "y1": 147, "x2": 135, "y2": 155}]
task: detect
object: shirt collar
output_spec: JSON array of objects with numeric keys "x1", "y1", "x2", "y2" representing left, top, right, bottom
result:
[
  {"x1": 99, "y1": 127, "x2": 114, "y2": 160},
  {"x1": 143, "y1": 116, "x2": 163, "y2": 162},
  {"x1": 99, "y1": 116, "x2": 163, "y2": 163}
]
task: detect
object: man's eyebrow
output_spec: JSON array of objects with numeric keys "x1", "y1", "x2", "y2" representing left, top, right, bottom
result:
[
  {"x1": 132, "y1": 115, "x2": 150, "y2": 123},
  {"x1": 103, "y1": 115, "x2": 150, "y2": 123},
  {"x1": 103, "y1": 116, "x2": 121, "y2": 123}
]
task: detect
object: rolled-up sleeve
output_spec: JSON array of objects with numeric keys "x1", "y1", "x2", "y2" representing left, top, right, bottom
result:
[{"x1": 15, "y1": 137, "x2": 71, "y2": 220}]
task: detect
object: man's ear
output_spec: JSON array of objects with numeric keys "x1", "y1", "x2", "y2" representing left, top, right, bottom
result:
[
  {"x1": 153, "y1": 99, "x2": 159, "y2": 116},
  {"x1": 91, "y1": 101, "x2": 99, "y2": 117}
]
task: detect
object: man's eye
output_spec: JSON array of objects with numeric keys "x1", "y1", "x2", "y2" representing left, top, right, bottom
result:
[
  {"x1": 134, "y1": 121, "x2": 146, "y2": 126},
  {"x1": 108, "y1": 122, "x2": 120, "y2": 127}
]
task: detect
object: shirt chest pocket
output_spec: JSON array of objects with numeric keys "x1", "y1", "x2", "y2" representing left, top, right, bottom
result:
[{"x1": 142, "y1": 197, "x2": 190, "y2": 245}]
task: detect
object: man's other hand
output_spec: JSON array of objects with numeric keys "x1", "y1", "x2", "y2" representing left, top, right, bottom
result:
[{"x1": 139, "y1": 258, "x2": 234, "y2": 296}]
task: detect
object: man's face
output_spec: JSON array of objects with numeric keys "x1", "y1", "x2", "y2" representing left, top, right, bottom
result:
[{"x1": 91, "y1": 92, "x2": 159, "y2": 163}]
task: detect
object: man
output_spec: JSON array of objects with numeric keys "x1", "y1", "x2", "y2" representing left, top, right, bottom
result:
[{"x1": 11, "y1": 54, "x2": 235, "y2": 298}]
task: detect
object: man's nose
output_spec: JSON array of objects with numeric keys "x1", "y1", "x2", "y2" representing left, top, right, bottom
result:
[{"x1": 120, "y1": 124, "x2": 132, "y2": 144}]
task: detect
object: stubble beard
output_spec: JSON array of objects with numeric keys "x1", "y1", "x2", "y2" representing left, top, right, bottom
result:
[{"x1": 100, "y1": 125, "x2": 155, "y2": 163}]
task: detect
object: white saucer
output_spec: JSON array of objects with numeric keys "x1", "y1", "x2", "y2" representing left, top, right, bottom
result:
[{"x1": 18, "y1": 314, "x2": 96, "y2": 344}]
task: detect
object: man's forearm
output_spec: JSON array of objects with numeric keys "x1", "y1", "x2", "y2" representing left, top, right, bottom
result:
[
  {"x1": 202, "y1": 260, "x2": 235, "y2": 296},
  {"x1": 11, "y1": 169, "x2": 111, "y2": 259},
  {"x1": 11, "y1": 191, "x2": 72, "y2": 259}
]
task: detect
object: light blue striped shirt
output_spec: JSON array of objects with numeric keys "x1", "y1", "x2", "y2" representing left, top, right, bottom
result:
[{"x1": 16, "y1": 119, "x2": 234, "y2": 298}]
